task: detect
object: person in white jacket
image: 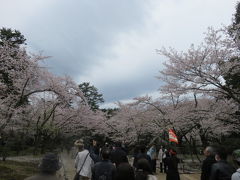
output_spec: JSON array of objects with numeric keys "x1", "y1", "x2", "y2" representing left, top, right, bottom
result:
[
  {"x1": 158, "y1": 146, "x2": 164, "y2": 173},
  {"x1": 232, "y1": 149, "x2": 240, "y2": 180},
  {"x1": 74, "y1": 139, "x2": 94, "y2": 180}
]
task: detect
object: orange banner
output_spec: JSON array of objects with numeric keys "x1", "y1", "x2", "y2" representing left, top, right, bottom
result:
[{"x1": 169, "y1": 129, "x2": 178, "y2": 144}]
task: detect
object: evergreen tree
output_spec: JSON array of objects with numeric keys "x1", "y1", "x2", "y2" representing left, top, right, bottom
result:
[
  {"x1": 78, "y1": 82, "x2": 104, "y2": 110},
  {"x1": 0, "y1": 27, "x2": 26, "y2": 47}
]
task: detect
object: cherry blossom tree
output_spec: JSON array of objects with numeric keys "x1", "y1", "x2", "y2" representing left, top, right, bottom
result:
[
  {"x1": 157, "y1": 27, "x2": 240, "y2": 105},
  {"x1": 100, "y1": 100, "x2": 161, "y2": 145},
  {"x1": 0, "y1": 42, "x2": 105, "y2": 153},
  {"x1": 105, "y1": 93, "x2": 237, "y2": 157},
  {"x1": 157, "y1": 27, "x2": 240, "y2": 131}
]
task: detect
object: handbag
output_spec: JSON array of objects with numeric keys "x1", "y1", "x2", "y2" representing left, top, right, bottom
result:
[{"x1": 73, "y1": 152, "x2": 90, "y2": 180}]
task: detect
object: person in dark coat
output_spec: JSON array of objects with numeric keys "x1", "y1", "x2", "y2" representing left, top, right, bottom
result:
[
  {"x1": 210, "y1": 148, "x2": 235, "y2": 180},
  {"x1": 115, "y1": 162, "x2": 135, "y2": 180},
  {"x1": 92, "y1": 148, "x2": 116, "y2": 180},
  {"x1": 135, "y1": 158, "x2": 157, "y2": 180},
  {"x1": 201, "y1": 146, "x2": 217, "y2": 180},
  {"x1": 24, "y1": 153, "x2": 62, "y2": 180},
  {"x1": 110, "y1": 142, "x2": 128, "y2": 167},
  {"x1": 90, "y1": 139, "x2": 101, "y2": 163},
  {"x1": 133, "y1": 146, "x2": 140, "y2": 168},
  {"x1": 134, "y1": 145, "x2": 152, "y2": 171},
  {"x1": 165, "y1": 149, "x2": 180, "y2": 180}
]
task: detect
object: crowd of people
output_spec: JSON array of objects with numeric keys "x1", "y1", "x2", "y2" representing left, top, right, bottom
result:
[
  {"x1": 201, "y1": 146, "x2": 240, "y2": 180},
  {"x1": 73, "y1": 139, "x2": 159, "y2": 180},
  {"x1": 23, "y1": 140, "x2": 240, "y2": 180}
]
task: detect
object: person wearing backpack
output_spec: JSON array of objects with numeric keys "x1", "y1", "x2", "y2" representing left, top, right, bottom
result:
[{"x1": 92, "y1": 148, "x2": 116, "y2": 180}]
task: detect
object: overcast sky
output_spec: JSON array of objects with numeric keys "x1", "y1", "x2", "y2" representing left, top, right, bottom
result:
[{"x1": 0, "y1": 0, "x2": 238, "y2": 107}]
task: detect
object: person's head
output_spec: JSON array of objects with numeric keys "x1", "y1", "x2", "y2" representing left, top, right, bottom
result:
[
  {"x1": 215, "y1": 147, "x2": 228, "y2": 161},
  {"x1": 115, "y1": 142, "x2": 122, "y2": 148},
  {"x1": 134, "y1": 146, "x2": 140, "y2": 154},
  {"x1": 39, "y1": 153, "x2": 61, "y2": 174},
  {"x1": 135, "y1": 159, "x2": 152, "y2": 180},
  {"x1": 169, "y1": 149, "x2": 177, "y2": 156},
  {"x1": 74, "y1": 139, "x2": 84, "y2": 151},
  {"x1": 116, "y1": 163, "x2": 135, "y2": 180},
  {"x1": 92, "y1": 139, "x2": 97, "y2": 146},
  {"x1": 101, "y1": 148, "x2": 111, "y2": 160},
  {"x1": 150, "y1": 144, "x2": 156, "y2": 150},
  {"x1": 204, "y1": 146, "x2": 215, "y2": 157},
  {"x1": 232, "y1": 149, "x2": 240, "y2": 167},
  {"x1": 136, "y1": 159, "x2": 152, "y2": 173},
  {"x1": 83, "y1": 138, "x2": 92, "y2": 150},
  {"x1": 140, "y1": 145, "x2": 146, "y2": 153}
]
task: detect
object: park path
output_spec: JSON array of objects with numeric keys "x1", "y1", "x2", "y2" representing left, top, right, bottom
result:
[{"x1": 60, "y1": 151, "x2": 76, "y2": 180}]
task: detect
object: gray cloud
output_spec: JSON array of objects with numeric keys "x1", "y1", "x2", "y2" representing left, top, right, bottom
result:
[
  {"x1": 24, "y1": 0, "x2": 146, "y2": 76},
  {"x1": 99, "y1": 74, "x2": 163, "y2": 102}
]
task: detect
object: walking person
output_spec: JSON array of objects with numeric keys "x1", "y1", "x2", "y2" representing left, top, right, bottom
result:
[
  {"x1": 158, "y1": 146, "x2": 164, "y2": 173},
  {"x1": 165, "y1": 149, "x2": 180, "y2": 180},
  {"x1": 210, "y1": 147, "x2": 235, "y2": 180},
  {"x1": 115, "y1": 162, "x2": 135, "y2": 180},
  {"x1": 134, "y1": 145, "x2": 152, "y2": 172},
  {"x1": 110, "y1": 142, "x2": 128, "y2": 167},
  {"x1": 74, "y1": 139, "x2": 94, "y2": 180},
  {"x1": 147, "y1": 144, "x2": 157, "y2": 173},
  {"x1": 133, "y1": 146, "x2": 140, "y2": 169},
  {"x1": 89, "y1": 139, "x2": 101, "y2": 163},
  {"x1": 135, "y1": 158, "x2": 157, "y2": 180},
  {"x1": 232, "y1": 149, "x2": 240, "y2": 180},
  {"x1": 162, "y1": 148, "x2": 169, "y2": 173},
  {"x1": 92, "y1": 148, "x2": 116, "y2": 180},
  {"x1": 24, "y1": 153, "x2": 62, "y2": 180},
  {"x1": 201, "y1": 146, "x2": 216, "y2": 180}
]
